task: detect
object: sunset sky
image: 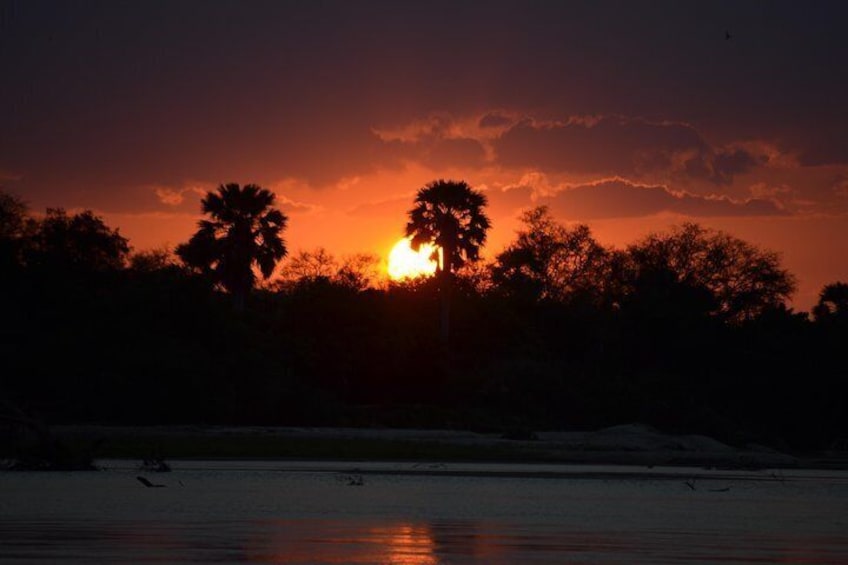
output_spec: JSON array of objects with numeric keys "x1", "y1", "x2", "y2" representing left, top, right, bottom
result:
[{"x1": 2, "y1": 0, "x2": 847, "y2": 309}]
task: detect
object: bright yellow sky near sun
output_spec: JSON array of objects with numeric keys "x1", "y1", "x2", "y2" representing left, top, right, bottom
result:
[{"x1": 387, "y1": 238, "x2": 439, "y2": 280}]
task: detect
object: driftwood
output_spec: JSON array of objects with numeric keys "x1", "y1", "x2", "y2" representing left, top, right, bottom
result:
[
  {"x1": 0, "y1": 397, "x2": 97, "y2": 470},
  {"x1": 136, "y1": 475, "x2": 166, "y2": 488}
]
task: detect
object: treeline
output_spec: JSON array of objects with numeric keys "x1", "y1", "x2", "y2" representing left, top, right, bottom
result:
[{"x1": 1, "y1": 186, "x2": 846, "y2": 450}]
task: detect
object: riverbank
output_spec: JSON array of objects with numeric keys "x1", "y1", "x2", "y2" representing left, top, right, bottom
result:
[{"x1": 7, "y1": 423, "x2": 842, "y2": 470}]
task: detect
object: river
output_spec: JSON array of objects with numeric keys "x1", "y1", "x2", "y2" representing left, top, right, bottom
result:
[{"x1": 1, "y1": 461, "x2": 846, "y2": 563}]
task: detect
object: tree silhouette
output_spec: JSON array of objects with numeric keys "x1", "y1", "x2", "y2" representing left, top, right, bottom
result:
[
  {"x1": 0, "y1": 190, "x2": 28, "y2": 240},
  {"x1": 336, "y1": 252, "x2": 382, "y2": 291},
  {"x1": 280, "y1": 248, "x2": 338, "y2": 283},
  {"x1": 492, "y1": 206, "x2": 610, "y2": 304},
  {"x1": 27, "y1": 208, "x2": 130, "y2": 273},
  {"x1": 176, "y1": 183, "x2": 288, "y2": 311},
  {"x1": 813, "y1": 282, "x2": 848, "y2": 322},
  {"x1": 276, "y1": 248, "x2": 381, "y2": 292},
  {"x1": 627, "y1": 223, "x2": 795, "y2": 322},
  {"x1": 129, "y1": 247, "x2": 176, "y2": 273},
  {"x1": 405, "y1": 179, "x2": 490, "y2": 342},
  {"x1": 0, "y1": 190, "x2": 31, "y2": 273}
]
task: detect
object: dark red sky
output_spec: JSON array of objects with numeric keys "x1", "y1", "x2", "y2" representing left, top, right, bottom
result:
[{"x1": 2, "y1": 0, "x2": 847, "y2": 308}]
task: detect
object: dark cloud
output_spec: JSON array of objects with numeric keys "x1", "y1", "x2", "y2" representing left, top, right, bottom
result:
[
  {"x1": 374, "y1": 128, "x2": 488, "y2": 171},
  {"x1": 797, "y1": 128, "x2": 848, "y2": 167},
  {"x1": 422, "y1": 137, "x2": 487, "y2": 170},
  {"x1": 687, "y1": 148, "x2": 766, "y2": 185},
  {"x1": 832, "y1": 175, "x2": 848, "y2": 198},
  {"x1": 544, "y1": 180, "x2": 786, "y2": 219},
  {"x1": 715, "y1": 148, "x2": 765, "y2": 175},
  {"x1": 478, "y1": 112, "x2": 513, "y2": 128},
  {"x1": 493, "y1": 117, "x2": 766, "y2": 185},
  {"x1": 493, "y1": 117, "x2": 703, "y2": 175}
]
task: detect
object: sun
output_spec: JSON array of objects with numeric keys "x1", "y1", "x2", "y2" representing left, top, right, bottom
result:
[{"x1": 387, "y1": 238, "x2": 439, "y2": 280}]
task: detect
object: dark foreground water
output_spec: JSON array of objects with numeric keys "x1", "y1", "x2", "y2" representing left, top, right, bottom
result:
[{"x1": 1, "y1": 461, "x2": 847, "y2": 564}]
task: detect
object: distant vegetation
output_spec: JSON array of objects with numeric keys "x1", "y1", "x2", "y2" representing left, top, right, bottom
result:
[{"x1": 1, "y1": 184, "x2": 846, "y2": 452}]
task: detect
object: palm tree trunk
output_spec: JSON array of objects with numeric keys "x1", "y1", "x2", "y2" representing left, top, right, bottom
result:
[
  {"x1": 440, "y1": 274, "x2": 451, "y2": 344},
  {"x1": 232, "y1": 269, "x2": 250, "y2": 313},
  {"x1": 440, "y1": 245, "x2": 454, "y2": 344}
]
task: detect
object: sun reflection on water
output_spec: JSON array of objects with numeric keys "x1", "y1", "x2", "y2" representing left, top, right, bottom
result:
[
  {"x1": 246, "y1": 520, "x2": 438, "y2": 564},
  {"x1": 368, "y1": 524, "x2": 437, "y2": 564}
]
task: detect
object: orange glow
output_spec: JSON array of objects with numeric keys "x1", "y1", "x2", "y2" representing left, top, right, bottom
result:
[
  {"x1": 371, "y1": 524, "x2": 437, "y2": 565},
  {"x1": 244, "y1": 520, "x2": 438, "y2": 564},
  {"x1": 387, "y1": 238, "x2": 439, "y2": 280}
]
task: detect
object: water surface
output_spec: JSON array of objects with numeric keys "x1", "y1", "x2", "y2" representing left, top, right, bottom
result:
[{"x1": 1, "y1": 461, "x2": 846, "y2": 563}]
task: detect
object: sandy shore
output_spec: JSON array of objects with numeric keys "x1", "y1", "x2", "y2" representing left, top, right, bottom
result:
[{"x1": 42, "y1": 423, "x2": 848, "y2": 470}]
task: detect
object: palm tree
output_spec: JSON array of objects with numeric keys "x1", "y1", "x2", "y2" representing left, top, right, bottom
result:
[
  {"x1": 813, "y1": 282, "x2": 848, "y2": 321},
  {"x1": 177, "y1": 183, "x2": 288, "y2": 311},
  {"x1": 405, "y1": 179, "x2": 490, "y2": 342}
]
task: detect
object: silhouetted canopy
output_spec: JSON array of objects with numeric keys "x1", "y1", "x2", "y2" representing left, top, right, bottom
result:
[
  {"x1": 492, "y1": 206, "x2": 610, "y2": 303},
  {"x1": 177, "y1": 183, "x2": 288, "y2": 307},
  {"x1": 627, "y1": 223, "x2": 796, "y2": 322},
  {"x1": 405, "y1": 179, "x2": 490, "y2": 275},
  {"x1": 26, "y1": 208, "x2": 130, "y2": 272},
  {"x1": 813, "y1": 281, "x2": 848, "y2": 321}
]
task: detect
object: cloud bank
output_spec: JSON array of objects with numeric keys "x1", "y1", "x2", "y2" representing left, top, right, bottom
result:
[{"x1": 492, "y1": 177, "x2": 785, "y2": 220}]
